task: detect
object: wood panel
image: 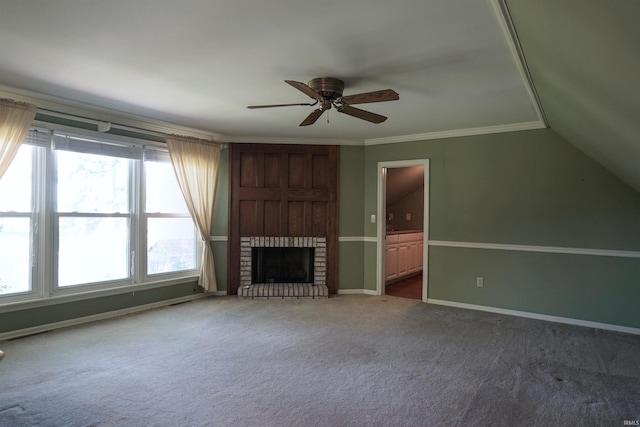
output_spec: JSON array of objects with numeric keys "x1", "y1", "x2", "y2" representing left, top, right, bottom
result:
[
  {"x1": 264, "y1": 153, "x2": 281, "y2": 188},
  {"x1": 288, "y1": 201, "x2": 305, "y2": 236},
  {"x1": 312, "y1": 155, "x2": 328, "y2": 188},
  {"x1": 239, "y1": 153, "x2": 258, "y2": 188},
  {"x1": 288, "y1": 154, "x2": 306, "y2": 188},
  {"x1": 312, "y1": 202, "x2": 328, "y2": 236},
  {"x1": 239, "y1": 200, "x2": 258, "y2": 236},
  {"x1": 229, "y1": 143, "x2": 339, "y2": 295},
  {"x1": 264, "y1": 200, "x2": 282, "y2": 236}
]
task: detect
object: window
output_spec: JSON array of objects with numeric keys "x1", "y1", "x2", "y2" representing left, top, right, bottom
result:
[
  {"x1": 55, "y1": 148, "x2": 132, "y2": 287},
  {"x1": 0, "y1": 129, "x2": 199, "y2": 301},
  {"x1": 0, "y1": 145, "x2": 36, "y2": 296},
  {"x1": 144, "y1": 151, "x2": 197, "y2": 275}
]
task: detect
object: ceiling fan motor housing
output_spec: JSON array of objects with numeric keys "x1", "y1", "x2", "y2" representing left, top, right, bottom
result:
[{"x1": 308, "y1": 77, "x2": 344, "y2": 100}]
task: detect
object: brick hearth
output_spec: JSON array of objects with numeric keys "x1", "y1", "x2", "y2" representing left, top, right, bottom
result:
[{"x1": 237, "y1": 236, "x2": 328, "y2": 299}]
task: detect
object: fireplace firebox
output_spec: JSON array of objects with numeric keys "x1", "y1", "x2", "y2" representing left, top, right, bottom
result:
[{"x1": 252, "y1": 247, "x2": 315, "y2": 284}]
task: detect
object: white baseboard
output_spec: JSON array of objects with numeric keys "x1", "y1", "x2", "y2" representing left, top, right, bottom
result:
[
  {"x1": 0, "y1": 293, "x2": 209, "y2": 342},
  {"x1": 427, "y1": 298, "x2": 640, "y2": 336},
  {"x1": 338, "y1": 289, "x2": 378, "y2": 296}
]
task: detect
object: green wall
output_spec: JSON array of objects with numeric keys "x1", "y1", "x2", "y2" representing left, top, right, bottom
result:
[
  {"x1": 211, "y1": 148, "x2": 229, "y2": 292},
  {"x1": 0, "y1": 281, "x2": 200, "y2": 334},
  {"x1": 338, "y1": 145, "x2": 366, "y2": 291},
  {"x1": 364, "y1": 128, "x2": 640, "y2": 328},
  {"x1": 3, "y1": 130, "x2": 640, "y2": 335},
  {"x1": 430, "y1": 246, "x2": 640, "y2": 328}
]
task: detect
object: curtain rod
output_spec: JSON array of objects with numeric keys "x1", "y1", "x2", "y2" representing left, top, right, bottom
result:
[
  {"x1": 38, "y1": 108, "x2": 171, "y2": 139},
  {"x1": 36, "y1": 108, "x2": 227, "y2": 149}
]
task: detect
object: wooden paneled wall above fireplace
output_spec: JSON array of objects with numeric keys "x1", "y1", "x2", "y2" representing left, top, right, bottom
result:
[{"x1": 228, "y1": 143, "x2": 339, "y2": 295}]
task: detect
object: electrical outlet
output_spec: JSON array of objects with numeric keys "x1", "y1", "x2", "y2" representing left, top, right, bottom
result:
[
  {"x1": 406, "y1": 213, "x2": 411, "y2": 221},
  {"x1": 370, "y1": 214, "x2": 376, "y2": 223},
  {"x1": 476, "y1": 277, "x2": 484, "y2": 287}
]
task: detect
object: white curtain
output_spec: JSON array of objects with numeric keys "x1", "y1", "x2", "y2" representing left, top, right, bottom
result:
[
  {"x1": 166, "y1": 135, "x2": 221, "y2": 292},
  {"x1": 0, "y1": 98, "x2": 38, "y2": 180}
]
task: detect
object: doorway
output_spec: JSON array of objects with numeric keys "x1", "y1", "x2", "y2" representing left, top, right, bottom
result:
[{"x1": 376, "y1": 160, "x2": 429, "y2": 302}]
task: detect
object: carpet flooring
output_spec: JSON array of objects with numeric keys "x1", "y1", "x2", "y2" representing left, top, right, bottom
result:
[{"x1": 1, "y1": 295, "x2": 639, "y2": 426}]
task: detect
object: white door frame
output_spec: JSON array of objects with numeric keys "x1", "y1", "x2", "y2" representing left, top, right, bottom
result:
[{"x1": 376, "y1": 159, "x2": 430, "y2": 302}]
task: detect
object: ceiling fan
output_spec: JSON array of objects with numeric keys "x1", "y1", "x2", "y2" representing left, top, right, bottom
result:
[{"x1": 247, "y1": 77, "x2": 399, "y2": 126}]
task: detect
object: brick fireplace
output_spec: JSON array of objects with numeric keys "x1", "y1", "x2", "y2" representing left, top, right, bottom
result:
[
  {"x1": 228, "y1": 143, "x2": 339, "y2": 295},
  {"x1": 237, "y1": 236, "x2": 328, "y2": 298}
]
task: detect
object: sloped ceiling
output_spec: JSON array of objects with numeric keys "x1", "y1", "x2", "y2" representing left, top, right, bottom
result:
[
  {"x1": 386, "y1": 166, "x2": 424, "y2": 206},
  {"x1": 505, "y1": 0, "x2": 640, "y2": 193},
  {"x1": 0, "y1": 0, "x2": 543, "y2": 144}
]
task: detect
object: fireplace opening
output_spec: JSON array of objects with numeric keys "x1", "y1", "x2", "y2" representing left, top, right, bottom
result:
[{"x1": 251, "y1": 247, "x2": 315, "y2": 284}]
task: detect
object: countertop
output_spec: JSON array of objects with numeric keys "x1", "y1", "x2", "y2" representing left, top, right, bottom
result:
[{"x1": 385, "y1": 230, "x2": 423, "y2": 235}]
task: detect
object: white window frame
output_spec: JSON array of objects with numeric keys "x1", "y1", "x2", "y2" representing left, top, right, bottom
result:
[
  {"x1": 0, "y1": 126, "x2": 201, "y2": 306},
  {"x1": 0, "y1": 129, "x2": 49, "y2": 304},
  {"x1": 142, "y1": 148, "x2": 201, "y2": 281}
]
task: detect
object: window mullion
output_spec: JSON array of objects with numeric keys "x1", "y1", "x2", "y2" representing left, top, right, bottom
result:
[
  {"x1": 51, "y1": 145, "x2": 60, "y2": 293},
  {"x1": 36, "y1": 143, "x2": 53, "y2": 298},
  {"x1": 131, "y1": 157, "x2": 143, "y2": 284}
]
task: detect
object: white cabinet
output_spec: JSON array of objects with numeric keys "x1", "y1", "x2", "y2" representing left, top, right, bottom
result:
[
  {"x1": 385, "y1": 235, "x2": 399, "y2": 281},
  {"x1": 407, "y1": 241, "x2": 419, "y2": 274},
  {"x1": 385, "y1": 232, "x2": 423, "y2": 283},
  {"x1": 397, "y1": 244, "x2": 409, "y2": 276}
]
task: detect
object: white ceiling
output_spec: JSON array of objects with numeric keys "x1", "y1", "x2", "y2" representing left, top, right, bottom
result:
[{"x1": 0, "y1": 0, "x2": 544, "y2": 144}]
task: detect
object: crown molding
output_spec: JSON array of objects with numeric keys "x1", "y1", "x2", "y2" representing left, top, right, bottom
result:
[
  {"x1": 223, "y1": 135, "x2": 364, "y2": 146},
  {"x1": 364, "y1": 121, "x2": 546, "y2": 145}
]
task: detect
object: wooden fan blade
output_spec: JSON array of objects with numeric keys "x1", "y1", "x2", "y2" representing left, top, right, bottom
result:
[
  {"x1": 337, "y1": 105, "x2": 387, "y2": 124},
  {"x1": 285, "y1": 80, "x2": 321, "y2": 99},
  {"x1": 300, "y1": 109, "x2": 325, "y2": 126},
  {"x1": 247, "y1": 102, "x2": 315, "y2": 109},
  {"x1": 340, "y1": 89, "x2": 399, "y2": 105}
]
